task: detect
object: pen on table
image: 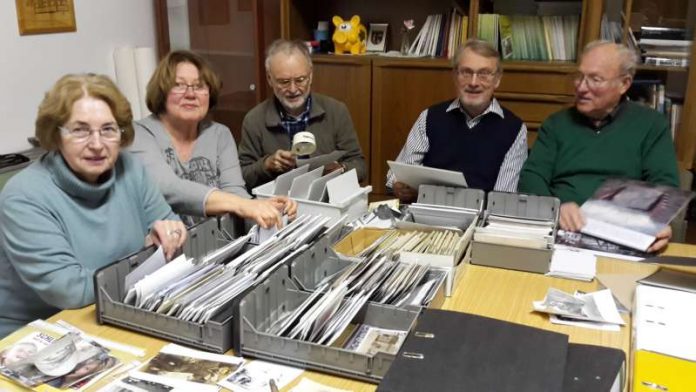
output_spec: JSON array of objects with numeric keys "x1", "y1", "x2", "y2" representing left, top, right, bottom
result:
[{"x1": 269, "y1": 378, "x2": 279, "y2": 392}]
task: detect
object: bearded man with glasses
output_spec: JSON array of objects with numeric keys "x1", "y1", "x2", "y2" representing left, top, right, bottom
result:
[
  {"x1": 238, "y1": 39, "x2": 366, "y2": 189},
  {"x1": 386, "y1": 39, "x2": 528, "y2": 203},
  {"x1": 519, "y1": 41, "x2": 679, "y2": 252}
]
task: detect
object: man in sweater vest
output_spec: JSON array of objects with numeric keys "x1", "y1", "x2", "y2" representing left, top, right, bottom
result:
[
  {"x1": 386, "y1": 39, "x2": 528, "y2": 203},
  {"x1": 519, "y1": 41, "x2": 679, "y2": 252}
]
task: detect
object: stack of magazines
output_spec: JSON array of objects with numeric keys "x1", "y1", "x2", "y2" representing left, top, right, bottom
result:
[{"x1": 0, "y1": 320, "x2": 141, "y2": 390}]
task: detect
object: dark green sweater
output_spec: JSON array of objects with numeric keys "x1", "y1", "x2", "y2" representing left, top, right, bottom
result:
[{"x1": 519, "y1": 101, "x2": 679, "y2": 204}]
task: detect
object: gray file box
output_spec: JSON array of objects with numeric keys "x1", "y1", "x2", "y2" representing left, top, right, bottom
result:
[
  {"x1": 290, "y1": 239, "x2": 447, "y2": 311},
  {"x1": 235, "y1": 264, "x2": 421, "y2": 383},
  {"x1": 94, "y1": 216, "x2": 246, "y2": 353},
  {"x1": 470, "y1": 192, "x2": 559, "y2": 274}
]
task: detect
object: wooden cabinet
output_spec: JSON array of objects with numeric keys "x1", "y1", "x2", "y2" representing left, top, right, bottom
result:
[
  {"x1": 284, "y1": 0, "x2": 696, "y2": 196},
  {"x1": 311, "y1": 55, "x2": 372, "y2": 182},
  {"x1": 154, "y1": 0, "x2": 280, "y2": 142}
]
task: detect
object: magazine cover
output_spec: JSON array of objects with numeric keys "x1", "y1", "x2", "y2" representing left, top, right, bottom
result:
[
  {"x1": 580, "y1": 179, "x2": 694, "y2": 251},
  {"x1": 0, "y1": 322, "x2": 127, "y2": 390},
  {"x1": 555, "y1": 230, "x2": 649, "y2": 260},
  {"x1": 0, "y1": 330, "x2": 59, "y2": 387}
]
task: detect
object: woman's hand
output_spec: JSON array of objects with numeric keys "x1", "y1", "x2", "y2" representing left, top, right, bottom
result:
[
  {"x1": 236, "y1": 198, "x2": 286, "y2": 229},
  {"x1": 269, "y1": 196, "x2": 298, "y2": 221},
  {"x1": 145, "y1": 220, "x2": 187, "y2": 260}
]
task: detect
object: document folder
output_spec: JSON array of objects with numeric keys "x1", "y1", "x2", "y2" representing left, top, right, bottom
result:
[
  {"x1": 378, "y1": 309, "x2": 568, "y2": 392},
  {"x1": 564, "y1": 343, "x2": 625, "y2": 392}
]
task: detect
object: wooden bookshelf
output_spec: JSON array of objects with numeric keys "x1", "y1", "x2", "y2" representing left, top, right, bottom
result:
[
  {"x1": 618, "y1": 0, "x2": 696, "y2": 170},
  {"x1": 280, "y1": 0, "x2": 696, "y2": 194}
]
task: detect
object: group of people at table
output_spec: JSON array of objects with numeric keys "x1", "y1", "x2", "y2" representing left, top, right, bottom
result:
[{"x1": 0, "y1": 37, "x2": 680, "y2": 340}]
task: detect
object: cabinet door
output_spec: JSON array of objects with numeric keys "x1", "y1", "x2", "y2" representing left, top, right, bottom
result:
[
  {"x1": 371, "y1": 59, "x2": 455, "y2": 196},
  {"x1": 311, "y1": 56, "x2": 372, "y2": 183},
  {"x1": 155, "y1": 0, "x2": 279, "y2": 142}
]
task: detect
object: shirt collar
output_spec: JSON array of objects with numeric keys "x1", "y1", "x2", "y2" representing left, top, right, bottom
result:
[
  {"x1": 446, "y1": 98, "x2": 504, "y2": 122},
  {"x1": 265, "y1": 94, "x2": 326, "y2": 128},
  {"x1": 581, "y1": 99, "x2": 627, "y2": 131}
]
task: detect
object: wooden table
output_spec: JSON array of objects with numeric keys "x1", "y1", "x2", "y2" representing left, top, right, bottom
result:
[{"x1": 2, "y1": 243, "x2": 694, "y2": 391}]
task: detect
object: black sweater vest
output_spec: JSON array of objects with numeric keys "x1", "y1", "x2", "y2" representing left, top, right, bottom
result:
[{"x1": 422, "y1": 100, "x2": 522, "y2": 191}]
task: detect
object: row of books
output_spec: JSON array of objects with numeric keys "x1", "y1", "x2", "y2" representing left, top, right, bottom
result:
[
  {"x1": 603, "y1": 16, "x2": 692, "y2": 68},
  {"x1": 408, "y1": 8, "x2": 468, "y2": 58},
  {"x1": 479, "y1": 14, "x2": 580, "y2": 61},
  {"x1": 637, "y1": 26, "x2": 691, "y2": 68},
  {"x1": 627, "y1": 80, "x2": 682, "y2": 140}
]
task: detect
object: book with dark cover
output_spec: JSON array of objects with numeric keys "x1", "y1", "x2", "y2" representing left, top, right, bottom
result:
[
  {"x1": 378, "y1": 309, "x2": 569, "y2": 392},
  {"x1": 640, "y1": 26, "x2": 689, "y2": 41}
]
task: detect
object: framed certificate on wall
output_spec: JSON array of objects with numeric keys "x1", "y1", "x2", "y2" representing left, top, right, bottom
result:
[{"x1": 15, "y1": 0, "x2": 77, "y2": 35}]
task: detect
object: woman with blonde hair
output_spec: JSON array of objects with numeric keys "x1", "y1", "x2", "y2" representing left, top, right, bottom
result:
[{"x1": 0, "y1": 74, "x2": 186, "y2": 338}]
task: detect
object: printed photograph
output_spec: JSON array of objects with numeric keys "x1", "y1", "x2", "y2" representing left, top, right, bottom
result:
[
  {"x1": 142, "y1": 352, "x2": 241, "y2": 384},
  {"x1": 367, "y1": 23, "x2": 388, "y2": 52}
]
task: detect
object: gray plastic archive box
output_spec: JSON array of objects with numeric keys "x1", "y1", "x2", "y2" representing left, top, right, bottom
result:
[
  {"x1": 252, "y1": 177, "x2": 371, "y2": 226},
  {"x1": 290, "y1": 237, "x2": 447, "y2": 311},
  {"x1": 94, "y1": 216, "x2": 246, "y2": 353},
  {"x1": 470, "y1": 192, "x2": 559, "y2": 274},
  {"x1": 235, "y1": 264, "x2": 421, "y2": 383}
]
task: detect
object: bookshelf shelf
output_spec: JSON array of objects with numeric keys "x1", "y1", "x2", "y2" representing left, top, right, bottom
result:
[
  {"x1": 636, "y1": 64, "x2": 689, "y2": 73},
  {"x1": 283, "y1": 0, "x2": 696, "y2": 194}
]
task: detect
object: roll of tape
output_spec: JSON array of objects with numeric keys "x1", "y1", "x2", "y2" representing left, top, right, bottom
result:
[{"x1": 292, "y1": 131, "x2": 316, "y2": 155}]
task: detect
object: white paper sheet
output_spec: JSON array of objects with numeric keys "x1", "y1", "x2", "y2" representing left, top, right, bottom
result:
[
  {"x1": 217, "y1": 360, "x2": 302, "y2": 392},
  {"x1": 387, "y1": 160, "x2": 467, "y2": 189}
]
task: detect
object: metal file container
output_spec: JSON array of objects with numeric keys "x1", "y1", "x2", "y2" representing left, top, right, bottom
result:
[
  {"x1": 470, "y1": 192, "x2": 560, "y2": 274},
  {"x1": 235, "y1": 265, "x2": 421, "y2": 383}
]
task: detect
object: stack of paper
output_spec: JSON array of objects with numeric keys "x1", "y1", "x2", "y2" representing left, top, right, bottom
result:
[
  {"x1": 547, "y1": 248, "x2": 597, "y2": 281},
  {"x1": 474, "y1": 214, "x2": 555, "y2": 249},
  {"x1": 533, "y1": 288, "x2": 625, "y2": 331}
]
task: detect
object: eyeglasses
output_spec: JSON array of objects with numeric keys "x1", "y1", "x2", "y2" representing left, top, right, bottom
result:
[
  {"x1": 572, "y1": 72, "x2": 626, "y2": 90},
  {"x1": 59, "y1": 125, "x2": 123, "y2": 143},
  {"x1": 171, "y1": 82, "x2": 210, "y2": 95},
  {"x1": 272, "y1": 75, "x2": 311, "y2": 89},
  {"x1": 455, "y1": 68, "x2": 498, "y2": 83}
]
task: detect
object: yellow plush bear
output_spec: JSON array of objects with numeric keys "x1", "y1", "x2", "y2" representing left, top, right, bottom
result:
[{"x1": 332, "y1": 15, "x2": 367, "y2": 55}]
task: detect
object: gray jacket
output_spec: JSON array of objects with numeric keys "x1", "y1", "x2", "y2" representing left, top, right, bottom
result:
[{"x1": 238, "y1": 93, "x2": 366, "y2": 189}]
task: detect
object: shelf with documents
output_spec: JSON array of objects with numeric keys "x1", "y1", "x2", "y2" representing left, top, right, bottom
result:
[{"x1": 605, "y1": 0, "x2": 696, "y2": 169}]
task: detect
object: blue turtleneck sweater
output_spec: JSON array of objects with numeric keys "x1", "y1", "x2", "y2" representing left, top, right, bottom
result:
[{"x1": 0, "y1": 151, "x2": 177, "y2": 338}]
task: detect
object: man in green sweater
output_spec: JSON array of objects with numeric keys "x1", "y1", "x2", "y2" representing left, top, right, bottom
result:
[{"x1": 519, "y1": 41, "x2": 679, "y2": 252}]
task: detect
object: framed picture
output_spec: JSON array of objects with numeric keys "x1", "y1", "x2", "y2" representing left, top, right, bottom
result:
[
  {"x1": 15, "y1": 0, "x2": 77, "y2": 35},
  {"x1": 367, "y1": 23, "x2": 388, "y2": 52}
]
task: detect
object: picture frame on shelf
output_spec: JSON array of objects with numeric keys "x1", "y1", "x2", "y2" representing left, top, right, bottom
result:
[{"x1": 367, "y1": 23, "x2": 388, "y2": 52}]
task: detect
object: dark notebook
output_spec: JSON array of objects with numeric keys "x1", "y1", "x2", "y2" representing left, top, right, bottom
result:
[
  {"x1": 564, "y1": 343, "x2": 625, "y2": 392},
  {"x1": 378, "y1": 309, "x2": 569, "y2": 392}
]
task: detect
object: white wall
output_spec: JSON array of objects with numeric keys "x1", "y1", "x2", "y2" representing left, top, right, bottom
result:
[{"x1": 0, "y1": 0, "x2": 157, "y2": 154}]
